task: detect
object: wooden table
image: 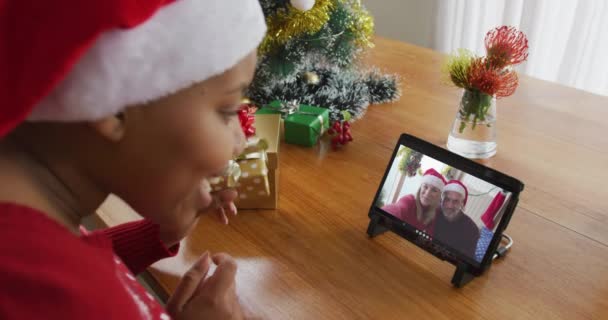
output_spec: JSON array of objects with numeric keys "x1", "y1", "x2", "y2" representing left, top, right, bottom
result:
[{"x1": 99, "y1": 37, "x2": 608, "y2": 319}]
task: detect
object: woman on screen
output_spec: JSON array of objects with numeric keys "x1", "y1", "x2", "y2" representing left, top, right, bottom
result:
[{"x1": 381, "y1": 169, "x2": 446, "y2": 235}]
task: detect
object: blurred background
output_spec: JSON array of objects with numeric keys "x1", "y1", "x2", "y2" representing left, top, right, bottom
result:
[{"x1": 366, "y1": 0, "x2": 608, "y2": 96}]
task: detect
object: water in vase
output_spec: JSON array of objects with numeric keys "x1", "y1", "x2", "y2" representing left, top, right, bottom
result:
[{"x1": 447, "y1": 114, "x2": 497, "y2": 159}]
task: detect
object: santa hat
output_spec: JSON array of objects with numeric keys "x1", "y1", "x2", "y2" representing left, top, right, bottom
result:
[
  {"x1": 420, "y1": 168, "x2": 446, "y2": 191},
  {"x1": 443, "y1": 180, "x2": 468, "y2": 205},
  {"x1": 0, "y1": 0, "x2": 267, "y2": 137}
]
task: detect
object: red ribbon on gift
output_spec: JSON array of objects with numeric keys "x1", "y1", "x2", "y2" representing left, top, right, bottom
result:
[{"x1": 238, "y1": 104, "x2": 256, "y2": 138}]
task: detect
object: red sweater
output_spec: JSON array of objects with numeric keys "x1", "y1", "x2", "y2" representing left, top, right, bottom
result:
[
  {"x1": 0, "y1": 202, "x2": 178, "y2": 319},
  {"x1": 381, "y1": 194, "x2": 436, "y2": 235}
]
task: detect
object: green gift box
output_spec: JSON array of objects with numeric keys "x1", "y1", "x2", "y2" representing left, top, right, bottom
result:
[{"x1": 257, "y1": 100, "x2": 330, "y2": 147}]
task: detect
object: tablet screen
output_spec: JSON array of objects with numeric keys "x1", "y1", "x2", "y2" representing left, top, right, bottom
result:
[{"x1": 376, "y1": 144, "x2": 512, "y2": 266}]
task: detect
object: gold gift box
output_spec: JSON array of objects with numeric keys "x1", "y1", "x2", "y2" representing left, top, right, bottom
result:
[{"x1": 236, "y1": 114, "x2": 280, "y2": 209}]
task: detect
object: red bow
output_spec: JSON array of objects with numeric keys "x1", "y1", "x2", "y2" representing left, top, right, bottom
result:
[
  {"x1": 238, "y1": 104, "x2": 256, "y2": 138},
  {"x1": 328, "y1": 120, "x2": 353, "y2": 149}
]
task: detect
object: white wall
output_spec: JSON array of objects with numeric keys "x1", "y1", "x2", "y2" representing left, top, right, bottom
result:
[{"x1": 364, "y1": 0, "x2": 437, "y2": 48}]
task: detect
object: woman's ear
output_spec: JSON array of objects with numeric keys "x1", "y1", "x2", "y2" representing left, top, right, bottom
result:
[{"x1": 90, "y1": 113, "x2": 126, "y2": 142}]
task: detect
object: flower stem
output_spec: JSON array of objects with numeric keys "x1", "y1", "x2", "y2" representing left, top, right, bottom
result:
[{"x1": 458, "y1": 89, "x2": 493, "y2": 133}]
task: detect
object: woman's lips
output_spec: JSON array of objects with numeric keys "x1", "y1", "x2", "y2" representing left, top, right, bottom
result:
[{"x1": 421, "y1": 196, "x2": 432, "y2": 205}]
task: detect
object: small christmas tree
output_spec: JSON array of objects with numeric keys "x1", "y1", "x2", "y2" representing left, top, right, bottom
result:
[{"x1": 248, "y1": 0, "x2": 400, "y2": 122}]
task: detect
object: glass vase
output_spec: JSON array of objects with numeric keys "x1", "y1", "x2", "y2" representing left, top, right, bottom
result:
[{"x1": 447, "y1": 89, "x2": 497, "y2": 159}]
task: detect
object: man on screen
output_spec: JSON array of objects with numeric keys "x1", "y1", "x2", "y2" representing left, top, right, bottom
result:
[{"x1": 434, "y1": 180, "x2": 480, "y2": 259}]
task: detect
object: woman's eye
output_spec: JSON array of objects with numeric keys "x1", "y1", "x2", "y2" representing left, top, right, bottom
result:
[
  {"x1": 223, "y1": 110, "x2": 239, "y2": 117},
  {"x1": 219, "y1": 108, "x2": 240, "y2": 121}
]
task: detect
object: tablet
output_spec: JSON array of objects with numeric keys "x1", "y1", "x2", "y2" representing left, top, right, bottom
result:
[{"x1": 369, "y1": 134, "x2": 524, "y2": 275}]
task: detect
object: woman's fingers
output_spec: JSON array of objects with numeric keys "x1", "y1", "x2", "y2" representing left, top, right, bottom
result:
[
  {"x1": 180, "y1": 253, "x2": 242, "y2": 319},
  {"x1": 204, "y1": 253, "x2": 238, "y2": 294},
  {"x1": 217, "y1": 189, "x2": 238, "y2": 217},
  {"x1": 167, "y1": 251, "x2": 211, "y2": 315},
  {"x1": 227, "y1": 202, "x2": 237, "y2": 216},
  {"x1": 216, "y1": 205, "x2": 229, "y2": 225},
  {"x1": 212, "y1": 189, "x2": 238, "y2": 224},
  {"x1": 216, "y1": 189, "x2": 238, "y2": 205}
]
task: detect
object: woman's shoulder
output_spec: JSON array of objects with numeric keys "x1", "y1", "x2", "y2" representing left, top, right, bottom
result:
[
  {"x1": 0, "y1": 202, "x2": 114, "y2": 273},
  {"x1": 0, "y1": 202, "x2": 141, "y2": 318},
  {"x1": 1, "y1": 202, "x2": 68, "y2": 231},
  {"x1": 397, "y1": 194, "x2": 416, "y2": 204}
]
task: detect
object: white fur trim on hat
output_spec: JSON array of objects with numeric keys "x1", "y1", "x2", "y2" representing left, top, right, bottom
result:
[
  {"x1": 28, "y1": 0, "x2": 267, "y2": 122},
  {"x1": 421, "y1": 175, "x2": 444, "y2": 190},
  {"x1": 444, "y1": 183, "x2": 466, "y2": 197}
]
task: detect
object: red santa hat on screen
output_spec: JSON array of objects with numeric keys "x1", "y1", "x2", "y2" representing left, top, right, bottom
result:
[
  {"x1": 0, "y1": 0, "x2": 267, "y2": 137},
  {"x1": 420, "y1": 168, "x2": 446, "y2": 191},
  {"x1": 443, "y1": 180, "x2": 469, "y2": 205}
]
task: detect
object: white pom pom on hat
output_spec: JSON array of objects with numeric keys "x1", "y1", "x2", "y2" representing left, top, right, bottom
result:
[{"x1": 290, "y1": 0, "x2": 316, "y2": 11}]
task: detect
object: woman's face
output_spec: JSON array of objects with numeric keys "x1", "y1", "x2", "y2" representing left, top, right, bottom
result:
[
  {"x1": 96, "y1": 51, "x2": 257, "y2": 236},
  {"x1": 419, "y1": 183, "x2": 442, "y2": 207}
]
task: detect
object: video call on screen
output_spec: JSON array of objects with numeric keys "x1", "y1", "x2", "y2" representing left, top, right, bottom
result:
[{"x1": 376, "y1": 145, "x2": 512, "y2": 263}]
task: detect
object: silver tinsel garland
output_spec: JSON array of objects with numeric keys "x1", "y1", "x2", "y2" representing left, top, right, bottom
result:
[{"x1": 250, "y1": 0, "x2": 401, "y2": 122}]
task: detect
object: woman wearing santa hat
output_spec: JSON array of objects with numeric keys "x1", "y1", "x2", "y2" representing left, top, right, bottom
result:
[
  {"x1": 381, "y1": 168, "x2": 446, "y2": 236},
  {"x1": 0, "y1": 0, "x2": 267, "y2": 319}
]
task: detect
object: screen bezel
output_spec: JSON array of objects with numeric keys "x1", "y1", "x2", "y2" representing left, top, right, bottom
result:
[{"x1": 369, "y1": 133, "x2": 524, "y2": 275}]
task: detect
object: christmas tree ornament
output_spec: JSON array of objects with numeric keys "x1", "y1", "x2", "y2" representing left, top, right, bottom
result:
[
  {"x1": 290, "y1": 0, "x2": 316, "y2": 12},
  {"x1": 304, "y1": 71, "x2": 320, "y2": 85},
  {"x1": 259, "y1": 0, "x2": 334, "y2": 55},
  {"x1": 346, "y1": 0, "x2": 375, "y2": 48},
  {"x1": 329, "y1": 120, "x2": 353, "y2": 150},
  {"x1": 250, "y1": 0, "x2": 400, "y2": 124},
  {"x1": 327, "y1": 120, "x2": 341, "y2": 135},
  {"x1": 328, "y1": 111, "x2": 353, "y2": 150}
]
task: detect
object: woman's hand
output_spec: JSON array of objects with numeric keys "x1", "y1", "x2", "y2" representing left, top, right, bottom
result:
[
  {"x1": 167, "y1": 252, "x2": 245, "y2": 320},
  {"x1": 213, "y1": 188, "x2": 239, "y2": 225}
]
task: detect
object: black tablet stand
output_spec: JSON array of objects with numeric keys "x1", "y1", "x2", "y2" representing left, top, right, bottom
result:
[
  {"x1": 367, "y1": 214, "x2": 478, "y2": 288},
  {"x1": 366, "y1": 214, "x2": 389, "y2": 237},
  {"x1": 451, "y1": 262, "x2": 476, "y2": 288}
]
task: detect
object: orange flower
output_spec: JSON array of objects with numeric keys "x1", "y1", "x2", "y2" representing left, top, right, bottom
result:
[
  {"x1": 485, "y1": 26, "x2": 529, "y2": 69},
  {"x1": 494, "y1": 70, "x2": 518, "y2": 98},
  {"x1": 468, "y1": 58, "x2": 519, "y2": 98}
]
